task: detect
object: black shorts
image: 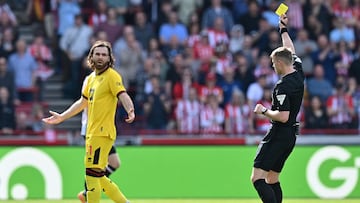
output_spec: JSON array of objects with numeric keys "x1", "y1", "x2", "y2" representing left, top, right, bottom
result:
[
  {"x1": 253, "y1": 125, "x2": 297, "y2": 172},
  {"x1": 82, "y1": 135, "x2": 117, "y2": 155}
]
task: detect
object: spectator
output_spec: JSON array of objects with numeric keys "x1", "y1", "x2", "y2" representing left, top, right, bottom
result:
[
  {"x1": 200, "y1": 93, "x2": 225, "y2": 135},
  {"x1": 224, "y1": 88, "x2": 252, "y2": 135},
  {"x1": 306, "y1": 64, "x2": 333, "y2": 102},
  {"x1": 254, "y1": 86, "x2": 272, "y2": 132},
  {"x1": 346, "y1": 77, "x2": 360, "y2": 129},
  {"x1": 206, "y1": 17, "x2": 229, "y2": 48},
  {"x1": 0, "y1": 57, "x2": 17, "y2": 103},
  {"x1": 305, "y1": 95, "x2": 329, "y2": 129},
  {"x1": 143, "y1": 76, "x2": 172, "y2": 130},
  {"x1": 60, "y1": 14, "x2": 92, "y2": 99},
  {"x1": 331, "y1": 0, "x2": 357, "y2": 26},
  {"x1": 8, "y1": 39, "x2": 38, "y2": 102},
  {"x1": 228, "y1": 24, "x2": 245, "y2": 54},
  {"x1": 293, "y1": 29, "x2": 318, "y2": 75},
  {"x1": 28, "y1": 33, "x2": 54, "y2": 101},
  {"x1": 329, "y1": 17, "x2": 356, "y2": 49},
  {"x1": 246, "y1": 73, "x2": 267, "y2": 109},
  {"x1": 56, "y1": 0, "x2": 81, "y2": 37},
  {"x1": 0, "y1": 0, "x2": 18, "y2": 27},
  {"x1": 198, "y1": 72, "x2": 223, "y2": 104},
  {"x1": 162, "y1": 35, "x2": 185, "y2": 63},
  {"x1": 349, "y1": 46, "x2": 360, "y2": 85},
  {"x1": 253, "y1": 53, "x2": 278, "y2": 86},
  {"x1": 238, "y1": 0, "x2": 261, "y2": 35},
  {"x1": 172, "y1": 0, "x2": 203, "y2": 26},
  {"x1": 105, "y1": 0, "x2": 128, "y2": 24},
  {"x1": 31, "y1": 102, "x2": 45, "y2": 132},
  {"x1": 234, "y1": 52, "x2": 255, "y2": 93},
  {"x1": 0, "y1": 86, "x2": 16, "y2": 134},
  {"x1": 326, "y1": 81, "x2": 356, "y2": 129},
  {"x1": 311, "y1": 34, "x2": 340, "y2": 85},
  {"x1": 116, "y1": 26, "x2": 144, "y2": 89},
  {"x1": 285, "y1": 0, "x2": 304, "y2": 30},
  {"x1": 134, "y1": 11, "x2": 154, "y2": 50},
  {"x1": 175, "y1": 87, "x2": 201, "y2": 134},
  {"x1": 218, "y1": 66, "x2": 242, "y2": 106},
  {"x1": 201, "y1": 0, "x2": 234, "y2": 34},
  {"x1": 303, "y1": 0, "x2": 332, "y2": 40},
  {"x1": 0, "y1": 27, "x2": 17, "y2": 58},
  {"x1": 172, "y1": 67, "x2": 200, "y2": 102},
  {"x1": 159, "y1": 11, "x2": 188, "y2": 46},
  {"x1": 186, "y1": 23, "x2": 201, "y2": 48},
  {"x1": 87, "y1": 0, "x2": 108, "y2": 27},
  {"x1": 192, "y1": 30, "x2": 214, "y2": 74},
  {"x1": 262, "y1": 0, "x2": 280, "y2": 28},
  {"x1": 165, "y1": 54, "x2": 185, "y2": 97},
  {"x1": 95, "y1": 7, "x2": 123, "y2": 45}
]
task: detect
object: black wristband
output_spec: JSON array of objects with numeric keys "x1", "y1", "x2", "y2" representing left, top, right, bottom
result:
[
  {"x1": 261, "y1": 108, "x2": 268, "y2": 115},
  {"x1": 280, "y1": 27, "x2": 288, "y2": 34}
]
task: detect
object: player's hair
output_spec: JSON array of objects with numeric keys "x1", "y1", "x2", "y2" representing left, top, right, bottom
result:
[
  {"x1": 270, "y1": 47, "x2": 293, "y2": 66},
  {"x1": 87, "y1": 40, "x2": 115, "y2": 70}
]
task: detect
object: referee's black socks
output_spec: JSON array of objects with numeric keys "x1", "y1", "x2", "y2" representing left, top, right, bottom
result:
[
  {"x1": 253, "y1": 179, "x2": 277, "y2": 203},
  {"x1": 269, "y1": 182, "x2": 282, "y2": 203}
]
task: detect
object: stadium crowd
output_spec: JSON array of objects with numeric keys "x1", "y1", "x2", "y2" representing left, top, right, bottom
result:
[{"x1": 0, "y1": 0, "x2": 359, "y2": 136}]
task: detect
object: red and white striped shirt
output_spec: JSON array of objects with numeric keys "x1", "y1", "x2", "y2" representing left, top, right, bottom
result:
[
  {"x1": 225, "y1": 103, "x2": 251, "y2": 134},
  {"x1": 207, "y1": 29, "x2": 229, "y2": 48},
  {"x1": 326, "y1": 94, "x2": 354, "y2": 125},
  {"x1": 175, "y1": 99, "x2": 201, "y2": 134},
  {"x1": 200, "y1": 105, "x2": 224, "y2": 134}
]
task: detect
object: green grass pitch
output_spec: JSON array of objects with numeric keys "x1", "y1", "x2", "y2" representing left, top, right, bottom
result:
[{"x1": 2, "y1": 199, "x2": 360, "y2": 203}]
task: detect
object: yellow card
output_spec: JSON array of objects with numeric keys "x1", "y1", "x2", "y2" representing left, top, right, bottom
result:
[{"x1": 275, "y1": 3, "x2": 288, "y2": 16}]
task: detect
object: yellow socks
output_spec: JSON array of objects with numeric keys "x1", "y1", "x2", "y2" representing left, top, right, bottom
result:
[
  {"x1": 99, "y1": 176, "x2": 128, "y2": 203},
  {"x1": 85, "y1": 175, "x2": 101, "y2": 203}
]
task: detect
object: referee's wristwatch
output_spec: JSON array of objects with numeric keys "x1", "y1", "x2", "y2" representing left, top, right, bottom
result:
[{"x1": 261, "y1": 107, "x2": 268, "y2": 115}]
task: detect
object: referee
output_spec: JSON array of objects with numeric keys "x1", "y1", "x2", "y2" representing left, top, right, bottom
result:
[{"x1": 251, "y1": 14, "x2": 304, "y2": 203}]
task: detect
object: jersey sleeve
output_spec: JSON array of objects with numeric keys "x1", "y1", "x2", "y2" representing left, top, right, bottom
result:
[
  {"x1": 109, "y1": 70, "x2": 126, "y2": 97},
  {"x1": 275, "y1": 85, "x2": 291, "y2": 112},
  {"x1": 293, "y1": 54, "x2": 304, "y2": 78},
  {"x1": 82, "y1": 75, "x2": 91, "y2": 99}
]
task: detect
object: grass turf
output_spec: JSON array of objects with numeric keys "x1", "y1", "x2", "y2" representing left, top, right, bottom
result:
[{"x1": 2, "y1": 199, "x2": 360, "y2": 203}]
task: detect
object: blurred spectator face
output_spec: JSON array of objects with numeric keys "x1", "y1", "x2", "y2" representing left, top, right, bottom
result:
[
  {"x1": 144, "y1": 58, "x2": 154, "y2": 73},
  {"x1": 310, "y1": 96, "x2": 322, "y2": 110},
  {"x1": 188, "y1": 87, "x2": 198, "y2": 101},
  {"x1": 212, "y1": 0, "x2": 221, "y2": 7},
  {"x1": 97, "y1": 0, "x2": 107, "y2": 13},
  {"x1": 3, "y1": 28, "x2": 14, "y2": 42},
  {"x1": 207, "y1": 94, "x2": 219, "y2": 108},
  {"x1": 107, "y1": 8, "x2": 117, "y2": 20},
  {"x1": 149, "y1": 38, "x2": 159, "y2": 51},
  {"x1": 214, "y1": 17, "x2": 225, "y2": 31},
  {"x1": 313, "y1": 64, "x2": 324, "y2": 79},
  {"x1": 0, "y1": 57, "x2": 7, "y2": 73},
  {"x1": 0, "y1": 86, "x2": 9, "y2": 103},
  {"x1": 135, "y1": 12, "x2": 146, "y2": 26},
  {"x1": 248, "y1": 1, "x2": 259, "y2": 15},
  {"x1": 231, "y1": 90, "x2": 245, "y2": 105},
  {"x1": 263, "y1": 88, "x2": 272, "y2": 100},
  {"x1": 169, "y1": 35, "x2": 180, "y2": 47},
  {"x1": 297, "y1": 29, "x2": 308, "y2": 41},
  {"x1": 123, "y1": 26, "x2": 134, "y2": 39},
  {"x1": 317, "y1": 35, "x2": 329, "y2": 49},
  {"x1": 33, "y1": 35, "x2": 44, "y2": 45},
  {"x1": 173, "y1": 54, "x2": 184, "y2": 68},
  {"x1": 168, "y1": 12, "x2": 178, "y2": 24},
  {"x1": 188, "y1": 12, "x2": 199, "y2": 25},
  {"x1": 96, "y1": 30, "x2": 108, "y2": 41},
  {"x1": 0, "y1": 12, "x2": 11, "y2": 26},
  {"x1": 75, "y1": 15, "x2": 83, "y2": 26},
  {"x1": 16, "y1": 39, "x2": 27, "y2": 53},
  {"x1": 231, "y1": 25, "x2": 244, "y2": 38}
]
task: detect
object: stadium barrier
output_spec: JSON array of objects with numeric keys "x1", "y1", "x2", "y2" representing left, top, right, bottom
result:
[{"x1": 0, "y1": 145, "x2": 359, "y2": 200}]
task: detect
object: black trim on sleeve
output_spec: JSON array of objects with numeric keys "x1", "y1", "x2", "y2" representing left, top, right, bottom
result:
[
  {"x1": 116, "y1": 91, "x2": 126, "y2": 98},
  {"x1": 82, "y1": 94, "x2": 88, "y2": 100}
]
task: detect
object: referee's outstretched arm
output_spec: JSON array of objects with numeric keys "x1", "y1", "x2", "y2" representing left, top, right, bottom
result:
[{"x1": 279, "y1": 14, "x2": 295, "y2": 54}]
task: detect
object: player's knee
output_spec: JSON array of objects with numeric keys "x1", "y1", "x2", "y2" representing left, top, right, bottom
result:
[
  {"x1": 86, "y1": 168, "x2": 105, "y2": 177},
  {"x1": 266, "y1": 171, "x2": 279, "y2": 184}
]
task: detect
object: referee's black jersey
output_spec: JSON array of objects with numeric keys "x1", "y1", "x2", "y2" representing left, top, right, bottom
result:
[{"x1": 271, "y1": 54, "x2": 304, "y2": 127}]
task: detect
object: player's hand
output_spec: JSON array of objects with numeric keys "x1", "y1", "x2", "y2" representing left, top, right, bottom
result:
[
  {"x1": 253, "y1": 104, "x2": 265, "y2": 115},
  {"x1": 279, "y1": 14, "x2": 288, "y2": 28},
  {"x1": 42, "y1": 111, "x2": 64, "y2": 124},
  {"x1": 125, "y1": 109, "x2": 135, "y2": 123}
]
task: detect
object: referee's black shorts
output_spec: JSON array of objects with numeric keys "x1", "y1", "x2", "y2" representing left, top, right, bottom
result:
[{"x1": 253, "y1": 125, "x2": 297, "y2": 172}]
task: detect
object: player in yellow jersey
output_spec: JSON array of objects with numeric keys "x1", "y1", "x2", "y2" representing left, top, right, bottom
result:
[{"x1": 43, "y1": 40, "x2": 135, "y2": 203}]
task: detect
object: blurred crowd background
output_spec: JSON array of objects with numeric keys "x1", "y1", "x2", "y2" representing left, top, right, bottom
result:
[{"x1": 0, "y1": 0, "x2": 359, "y2": 138}]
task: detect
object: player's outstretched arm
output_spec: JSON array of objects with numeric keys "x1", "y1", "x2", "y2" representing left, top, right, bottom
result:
[
  {"x1": 118, "y1": 92, "x2": 135, "y2": 123},
  {"x1": 279, "y1": 14, "x2": 295, "y2": 54},
  {"x1": 42, "y1": 97, "x2": 87, "y2": 124}
]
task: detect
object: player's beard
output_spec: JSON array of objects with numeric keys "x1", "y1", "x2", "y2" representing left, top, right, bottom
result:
[{"x1": 94, "y1": 60, "x2": 108, "y2": 72}]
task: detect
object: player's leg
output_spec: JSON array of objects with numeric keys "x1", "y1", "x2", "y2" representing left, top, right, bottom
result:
[
  {"x1": 105, "y1": 146, "x2": 121, "y2": 177},
  {"x1": 90, "y1": 137, "x2": 129, "y2": 203},
  {"x1": 266, "y1": 171, "x2": 282, "y2": 203},
  {"x1": 251, "y1": 129, "x2": 278, "y2": 203}
]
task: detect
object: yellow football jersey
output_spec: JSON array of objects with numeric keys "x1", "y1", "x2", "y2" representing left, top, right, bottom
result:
[{"x1": 82, "y1": 68, "x2": 126, "y2": 140}]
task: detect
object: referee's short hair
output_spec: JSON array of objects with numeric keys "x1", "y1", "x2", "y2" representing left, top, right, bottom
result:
[{"x1": 270, "y1": 47, "x2": 293, "y2": 66}]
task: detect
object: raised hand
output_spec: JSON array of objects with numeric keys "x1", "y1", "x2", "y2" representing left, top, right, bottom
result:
[{"x1": 42, "y1": 111, "x2": 64, "y2": 124}]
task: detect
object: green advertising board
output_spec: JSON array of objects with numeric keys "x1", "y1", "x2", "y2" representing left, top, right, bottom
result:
[{"x1": 0, "y1": 145, "x2": 359, "y2": 200}]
